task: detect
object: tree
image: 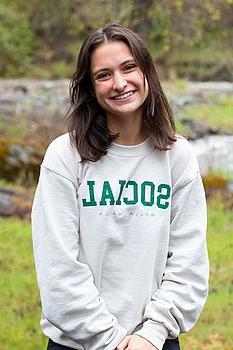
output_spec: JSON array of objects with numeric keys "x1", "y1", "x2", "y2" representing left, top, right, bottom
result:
[{"x1": 0, "y1": 2, "x2": 34, "y2": 76}]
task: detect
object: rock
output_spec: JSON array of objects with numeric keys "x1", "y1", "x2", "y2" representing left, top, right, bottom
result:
[
  {"x1": 180, "y1": 118, "x2": 219, "y2": 139},
  {"x1": 14, "y1": 84, "x2": 28, "y2": 94},
  {"x1": 0, "y1": 79, "x2": 70, "y2": 119},
  {"x1": 191, "y1": 135, "x2": 233, "y2": 175},
  {"x1": 169, "y1": 94, "x2": 196, "y2": 108},
  {"x1": 0, "y1": 189, "x2": 12, "y2": 212},
  {"x1": 187, "y1": 81, "x2": 233, "y2": 93},
  {"x1": 0, "y1": 138, "x2": 44, "y2": 186},
  {"x1": 0, "y1": 187, "x2": 33, "y2": 219}
]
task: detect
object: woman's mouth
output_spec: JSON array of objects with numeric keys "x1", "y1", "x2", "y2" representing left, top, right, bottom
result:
[{"x1": 111, "y1": 90, "x2": 135, "y2": 101}]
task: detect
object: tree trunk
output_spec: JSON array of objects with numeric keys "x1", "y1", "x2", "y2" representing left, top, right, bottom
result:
[{"x1": 131, "y1": 0, "x2": 154, "y2": 41}]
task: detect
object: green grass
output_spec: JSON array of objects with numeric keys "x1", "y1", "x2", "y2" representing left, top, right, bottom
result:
[
  {"x1": 174, "y1": 118, "x2": 189, "y2": 136},
  {"x1": 178, "y1": 96, "x2": 233, "y2": 133},
  {"x1": 180, "y1": 203, "x2": 233, "y2": 350},
  {"x1": 0, "y1": 112, "x2": 29, "y2": 139},
  {"x1": 0, "y1": 179, "x2": 36, "y2": 192},
  {"x1": 0, "y1": 219, "x2": 47, "y2": 350},
  {"x1": 0, "y1": 202, "x2": 232, "y2": 349}
]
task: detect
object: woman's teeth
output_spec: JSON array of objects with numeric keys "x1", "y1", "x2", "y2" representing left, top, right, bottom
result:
[{"x1": 112, "y1": 91, "x2": 134, "y2": 100}]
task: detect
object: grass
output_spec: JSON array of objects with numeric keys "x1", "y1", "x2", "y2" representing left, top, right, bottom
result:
[
  {"x1": 0, "y1": 219, "x2": 47, "y2": 350},
  {"x1": 0, "y1": 179, "x2": 36, "y2": 192},
  {"x1": 205, "y1": 170, "x2": 233, "y2": 182},
  {"x1": 0, "y1": 201, "x2": 232, "y2": 349},
  {"x1": 174, "y1": 118, "x2": 189, "y2": 136},
  {"x1": 180, "y1": 202, "x2": 233, "y2": 350},
  {"x1": 0, "y1": 113, "x2": 29, "y2": 139},
  {"x1": 177, "y1": 96, "x2": 233, "y2": 133}
]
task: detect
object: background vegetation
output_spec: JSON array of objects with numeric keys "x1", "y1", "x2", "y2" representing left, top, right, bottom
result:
[
  {"x1": 0, "y1": 1, "x2": 232, "y2": 349},
  {"x1": 0, "y1": 0, "x2": 233, "y2": 80},
  {"x1": 0, "y1": 199, "x2": 232, "y2": 350}
]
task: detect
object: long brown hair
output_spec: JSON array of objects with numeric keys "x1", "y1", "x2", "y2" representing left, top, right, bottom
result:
[{"x1": 66, "y1": 23, "x2": 176, "y2": 161}]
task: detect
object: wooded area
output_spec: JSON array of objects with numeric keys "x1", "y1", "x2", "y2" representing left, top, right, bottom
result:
[
  {"x1": 1, "y1": 0, "x2": 233, "y2": 80},
  {"x1": 0, "y1": 3, "x2": 233, "y2": 350}
]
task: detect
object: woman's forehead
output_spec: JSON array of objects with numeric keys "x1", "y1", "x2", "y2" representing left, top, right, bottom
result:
[{"x1": 90, "y1": 41, "x2": 134, "y2": 71}]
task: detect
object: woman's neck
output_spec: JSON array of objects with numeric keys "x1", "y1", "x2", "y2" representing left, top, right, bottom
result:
[{"x1": 107, "y1": 113, "x2": 147, "y2": 146}]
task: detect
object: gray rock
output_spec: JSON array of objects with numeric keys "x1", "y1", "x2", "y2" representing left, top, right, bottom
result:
[
  {"x1": 180, "y1": 118, "x2": 219, "y2": 139},
  {"x1": 187, "y1": 81, "x2": 233, "y2": 92},
  {"x1": 0, "y1": 187, "x2": 32, "y2": 218},
  {"x1": 0, "y1": 189, "x2": 12, "y2": 211},
  {"x1": 0, "y1": 79, "x2": 70, "y2": 118},
  {"x1": 191, "y1": 135, "x2": 233, "y2": 175}
]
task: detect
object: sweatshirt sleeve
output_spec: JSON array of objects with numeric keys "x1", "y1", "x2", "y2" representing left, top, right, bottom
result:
[
  {"x1": 134, "y1": 140, "x2": 209, "y2": 350},
  {"x1": 31, "y1": 137, "x2": 127, "y2": 350}
]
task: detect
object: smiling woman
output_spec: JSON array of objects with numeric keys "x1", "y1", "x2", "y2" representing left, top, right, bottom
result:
[
  {"x1": 90, "y1": 41, "x2": 148, "y2": 126},
  {"x1": 67, "y1": 23, "x2": 176, "y2": 159},
  {"x1": 31, "y1": 23, "x2": 209, "y2": 350}
]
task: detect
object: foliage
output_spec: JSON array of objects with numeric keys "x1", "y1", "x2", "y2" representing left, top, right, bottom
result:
[
  {"x1": 180, "y1": 201, "x2": 233, "y2": 349},
  {"x1": 0, "y1": 137, "x2": 43, "y2": 186},
  {"x1": 0, "y1": 0, "x2": 232, "y2": 79},
  {"x1": 0, "y1": 200, "x2": 233, "y2": 349},
  {"x1": 148, "y1": 0, "x2": 233, "y2": 80},
  {"x1": 0, "y1": 218, "x2": 47, "y2": 350},
  {"x1": 0, "y1": 2, "x2": 35, "y2": 76},
  {"x1": 177, "y1": 96, "x2": 233, "y2": 133},
  {"x1": 203, "y1": 173, "x2": 229, "y2": 190},
  {"x1": 0, "y1": 114, "x2": 29, "y2": 139}
]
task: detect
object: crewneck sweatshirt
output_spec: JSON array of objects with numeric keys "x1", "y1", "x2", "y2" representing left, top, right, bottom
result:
[{"x1": 31, "y1": 133, "x2": 209, "y2": 350}]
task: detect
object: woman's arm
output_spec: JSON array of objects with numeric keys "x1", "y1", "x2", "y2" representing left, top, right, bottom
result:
[
  {"x1": 32, "y1": 164, "x2": 126, "y2": 350},
  {"x1": 133, "y1": 167, "x2": 209, "y2": 350}
]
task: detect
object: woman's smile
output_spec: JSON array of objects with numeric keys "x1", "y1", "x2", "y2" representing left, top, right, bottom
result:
[
  {"x1": 110, "y1": 90, "x2": 136, "y2": 101},
  {"x1": 91, "y1": 41, "x2": 148, "y2": 119}
]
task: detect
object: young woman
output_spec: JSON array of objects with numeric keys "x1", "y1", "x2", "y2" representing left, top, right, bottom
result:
[{"x1": 32, "y1": 23, "x2": 209, "y2": 350}]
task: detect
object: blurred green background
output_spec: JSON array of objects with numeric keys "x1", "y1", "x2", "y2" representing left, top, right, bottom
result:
[
  {"x1": 0, "y1": 0, "x2": 233, "y2": 80},
  {"x1": 0, "y1": 1, "x2": 233, "y2": 349}
]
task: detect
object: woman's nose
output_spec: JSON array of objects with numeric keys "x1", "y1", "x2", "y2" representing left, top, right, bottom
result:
[{"x1": 112, "y1": 72, "x2": 127, "y2": 91}]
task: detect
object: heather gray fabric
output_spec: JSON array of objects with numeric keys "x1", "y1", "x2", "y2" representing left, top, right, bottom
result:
[{"x1": 32, "y1": 134, "x2": 208, "y2": 350}]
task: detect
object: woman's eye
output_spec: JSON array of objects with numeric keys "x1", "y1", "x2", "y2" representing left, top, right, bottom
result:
[
  {"x1": 96, "y1": 72, "x2": 111, "y2": 81},
  {"x1": 124, "y1": 64, "x2": 137, "y2": 71}
]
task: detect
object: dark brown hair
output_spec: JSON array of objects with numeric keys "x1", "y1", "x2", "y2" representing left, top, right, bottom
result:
[{"x1": 66, "y1": 23, "x2": 176, "y2": 161}]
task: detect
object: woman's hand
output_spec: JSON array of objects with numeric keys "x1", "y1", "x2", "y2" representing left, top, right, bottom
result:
[{"x1": 117, "y1": 335, "x2": 158, "y2": 350}]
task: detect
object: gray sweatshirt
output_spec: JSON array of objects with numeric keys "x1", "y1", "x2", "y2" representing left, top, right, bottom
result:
[{"x1": 31, "y1": 133, "x2": 209, "y2": 350}]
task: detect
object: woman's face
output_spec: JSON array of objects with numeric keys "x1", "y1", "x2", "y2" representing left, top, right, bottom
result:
[{"x1": 90, "y1": 40, "x2": 148, "y2": 120}]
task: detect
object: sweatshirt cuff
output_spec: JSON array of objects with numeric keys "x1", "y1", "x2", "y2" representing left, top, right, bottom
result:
[
  {"x1": 103, "y1": 325, "x2": 127, "y2": 350},
  {"x1": 134, "y1": 320, "x2": 169, "y2": 350}
]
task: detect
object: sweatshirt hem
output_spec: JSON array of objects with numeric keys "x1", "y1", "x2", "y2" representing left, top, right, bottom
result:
[{"x1": 41, "y1": 319, "x2": 127, "y2": 350}]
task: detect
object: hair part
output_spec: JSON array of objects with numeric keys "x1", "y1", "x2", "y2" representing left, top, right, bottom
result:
[{"x1": 66, "y1": 23, "x2": 176, "y2": 161}]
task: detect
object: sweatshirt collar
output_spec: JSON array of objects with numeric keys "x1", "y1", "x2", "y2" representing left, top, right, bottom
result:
[{"x1": 108, "y1": 137, "x2": 153, "y2": 157}]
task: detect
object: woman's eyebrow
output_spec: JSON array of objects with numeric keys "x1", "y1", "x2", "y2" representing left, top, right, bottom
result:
[
  {"x1": 121, "y1": 58, "x2": 135, "y2": 65},
  {"x1": 92, "y1": 68, "x2": 109, "y2": 77},
  {"x1": 92, "y1": 59, "x2": 136, "y2": 77}
]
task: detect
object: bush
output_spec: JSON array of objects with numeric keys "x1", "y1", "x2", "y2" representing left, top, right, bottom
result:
[
  {"x1": 0, "y1": 3, "x2": 35, "y2": 77},
  {"x1": 0, "y1": 138, "x2": 43, "y2": 186},
  {"x1": 203, "y1": 173, "x2": 228, "y2": 191}
]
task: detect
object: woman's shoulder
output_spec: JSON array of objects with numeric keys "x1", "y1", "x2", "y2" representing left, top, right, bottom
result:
[
  {"x1": 41, "y1": 133, "x2": 81, "y2": 184},
  {"x1": 169, "y1": 135, "x2": 195, "y2": 161},
  {"x1": 169, "y1": 135, "x2": 200, "y2": 188},
  {"x1": 44, "y1": 132, "x2": 80, "y2": 157},
  {"x1": 45, "y1": 133, "x2": 77, "y2": 153}
]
